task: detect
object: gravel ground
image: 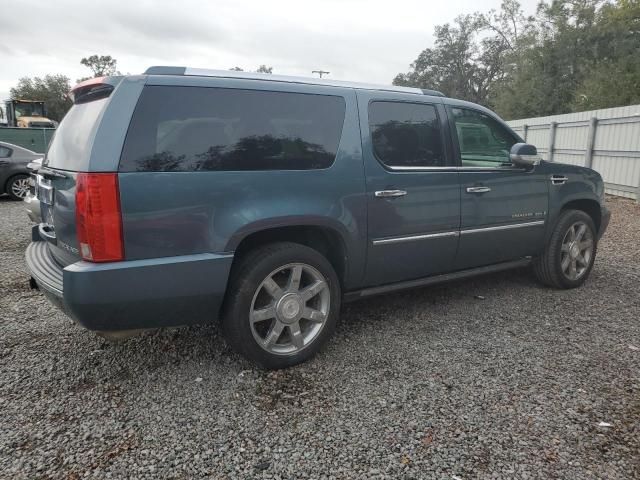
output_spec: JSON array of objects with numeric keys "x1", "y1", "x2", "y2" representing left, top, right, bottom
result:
[{"x1": 1, "y1": 194, "x2": 638, "y2": 479}]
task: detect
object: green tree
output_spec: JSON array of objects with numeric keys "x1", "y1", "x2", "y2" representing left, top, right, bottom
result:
[
  {"x1": 229, "y1": 65, "x2": 274, "y2": 73},
  {"x1": 80, "y1": 55, "x2": 118, "y2": 77},
  {"x1": 394, "y1": 1, "x2": 526, "y2": 105},
  {"x1": 9, "y1": 75, "x2": 73, "y2": 122},
  {"x1": 394, "y1": 0, "x2": 640, "y2": 119},
  {"x1": 572, "y1": 0, "x2": 640, "y2": 110}
]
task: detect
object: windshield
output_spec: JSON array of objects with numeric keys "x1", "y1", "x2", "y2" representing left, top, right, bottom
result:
[{"x1": 14, "y1": 102, "x2": 45, "y2": 118}]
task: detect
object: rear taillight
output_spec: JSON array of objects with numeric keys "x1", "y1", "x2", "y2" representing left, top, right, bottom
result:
[{"x1": 75, "y1": 173, "x2": 124, "y2": 262}]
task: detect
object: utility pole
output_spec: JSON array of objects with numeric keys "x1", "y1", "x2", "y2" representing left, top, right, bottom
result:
[{"x1": 312, "y1": 70, "x2": 330, "y2": 78}]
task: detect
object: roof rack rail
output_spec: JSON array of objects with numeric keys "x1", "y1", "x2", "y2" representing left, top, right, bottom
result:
[
  {"x1": 143, "y1": 66, "x2": 432, "y2": 96},
  {"x1": 421, "y1": 88, "x2": 445, "y2": 97}
]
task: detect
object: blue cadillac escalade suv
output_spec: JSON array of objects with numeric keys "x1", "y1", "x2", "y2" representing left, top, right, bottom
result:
[{"x1": 26, "y1": 66, "x2": 610, "y2": 368}]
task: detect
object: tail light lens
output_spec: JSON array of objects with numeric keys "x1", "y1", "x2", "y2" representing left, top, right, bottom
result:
[{"x1": 75, "y1": 173, "x2": 124, "y2": 262}]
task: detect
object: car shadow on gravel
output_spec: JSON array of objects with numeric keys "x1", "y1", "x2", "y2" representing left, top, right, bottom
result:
[{"x1": 45, "y1": 266, "x2": 540, "y2": 381}]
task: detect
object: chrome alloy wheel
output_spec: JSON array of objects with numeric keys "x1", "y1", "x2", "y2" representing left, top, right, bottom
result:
[
  {"x1": 560, "y1": 221, "x2": 594, "y2": 281},
  {"x1": 250, "y1": 263, "x2": 330, "y2": 355},
  {"x1": 11, "y1": 177, "x2": 30, "y2": 199}
]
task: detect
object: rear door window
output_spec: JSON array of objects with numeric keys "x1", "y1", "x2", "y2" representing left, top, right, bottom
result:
[
  {"x1": 119, "y1": 86, "x2": 346, "y2": 172},
  {"x1": 368, "y1": 101, "x2": 446, "y2": 168}
]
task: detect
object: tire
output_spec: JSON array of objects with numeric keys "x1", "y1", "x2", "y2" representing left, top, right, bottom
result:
[
  {"x1": 533, "y1": 209, "x2": 598, "y2": 289},
  {"x1": 222, "y1": 242, "x2": 341, "y2": 369},
  {"x1": 7, "y1": 174, "x2": 30, "y2": 200}
]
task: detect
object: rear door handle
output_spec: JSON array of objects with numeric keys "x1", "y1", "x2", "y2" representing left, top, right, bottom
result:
[
  {"x1": 466, "y1": 186, "x2": 491, "y2": 193},
  {"x1": 375, "y1": 190, "x2": 407, "y2": 198}
]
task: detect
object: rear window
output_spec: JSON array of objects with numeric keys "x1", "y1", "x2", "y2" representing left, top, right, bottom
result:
[
  {"x1": 44, "y1": 98, "x2": 109, "y2": 170},
  {"x1": 119, "y1": 86, "x2": 346, "y2": 172}
]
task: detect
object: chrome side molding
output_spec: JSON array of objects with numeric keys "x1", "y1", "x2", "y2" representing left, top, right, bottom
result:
[
  {"x1": 373, "y1": 230, "x2": 459, "y2": 245},
  {"x1": 460, "y1": 220, "x2": 545, "y2": 235}
]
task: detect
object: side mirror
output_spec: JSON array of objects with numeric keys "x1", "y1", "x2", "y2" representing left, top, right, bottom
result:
[{"x1": 510, "y1": 143, "x2": 541, "y2": 167}]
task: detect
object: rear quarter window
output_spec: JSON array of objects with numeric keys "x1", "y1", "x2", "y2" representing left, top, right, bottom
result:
[{"x1": 119, "y1": 86, "x2": 346, "y2": 172}]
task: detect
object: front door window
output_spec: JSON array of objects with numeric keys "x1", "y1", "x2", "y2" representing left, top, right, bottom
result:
[{"x1": 450, "y1": 108, "x2": 517, "y2": 167}]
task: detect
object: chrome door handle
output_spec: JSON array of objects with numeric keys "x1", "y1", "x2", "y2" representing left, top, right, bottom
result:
[
  {"x1": 466, "y1": 186, "x2": 491, "y2": 193},
  {"x1": 375, "y1": 190, "x2": 407, "y2": 198},
  {"x1": 550, "y1": 175, "x2": 568, "y2": 185}
]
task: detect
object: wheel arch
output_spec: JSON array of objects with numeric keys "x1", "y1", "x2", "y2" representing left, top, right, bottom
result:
[
  {"x1": 560, "y1": 198, "x2": 602, "y2": 233},
  {"x1": 229, "y1": 222, "x2": 350, "y2": 289}
]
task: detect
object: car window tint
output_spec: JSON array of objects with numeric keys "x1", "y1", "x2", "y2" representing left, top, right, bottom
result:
[
  {"x1": 0, "y1": 146, "x2": 11, "y2": 158},
  {"x1": 120, "y1": 86, "x2": 346, "y2": 172},
  {"x1": 451, "y1": 108, "x2": 517, "y2": 167},
  {"x1": 368, "y1": 101, "x2": 445, "y2": 168}
]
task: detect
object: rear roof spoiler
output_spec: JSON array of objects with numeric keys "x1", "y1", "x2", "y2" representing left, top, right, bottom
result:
[{"x1": 143, "y1": 66, "x2": 445, "y2": 97}]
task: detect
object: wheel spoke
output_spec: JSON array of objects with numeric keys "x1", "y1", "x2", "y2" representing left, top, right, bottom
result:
[
  {"x1": 287, "y1": 265, "x2": 302, "y2": 293},
  {"x1": 251, "y1": 305, "x2": 276, "y2": 323},
  {"x1": 302, "y1": 307, "x2": 326, "y2": 323},
  {"x1": 579, "y1": 239, "x2": 593, "y2": 251},
  {"x1": 289, "y1": 321, "x2": 304, "y2": 349},
  {"x1": 300, "y1": 280, "x2": 327, "y2": 301},
  {"x1": 569, "y1": 259, "x2": 577, "y2": 279},
  {"x1": 561, "y1": 242, "x2": 570, "y2": 253},
  {"x1": 561, "y1": 254, "x2": 571, "y2": 272},
  {"x1": 568, "y1": 225, "x2": 576, "y2": 242},
  {"x1": 263, "y1": 321, "x2": 285, "y2": 348},
  {"x1": 262, "y1": 276, "x2": 283, "y2": 299},
  {"x1": 575, "y1": 224, "x2": 587, "y2": 242},
  {"x1": 576, "y1": 253, "x2": 588, "y2": 266}
]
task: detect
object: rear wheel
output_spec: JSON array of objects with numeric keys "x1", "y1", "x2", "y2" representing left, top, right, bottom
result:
[
  {"x1": 533, "y1": 209, "x2": 597, "y2": 289},
  {"x1": 222, "y1": 242, "x2": 341, "y2": 369},
  {"x1": 7, "y1": 174, "x2": 30, "y2": 200}
]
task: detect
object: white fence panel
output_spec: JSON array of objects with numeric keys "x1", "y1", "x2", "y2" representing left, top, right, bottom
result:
[{"x1": 507, "y1": 105, "x2": 640, "y2": 201}]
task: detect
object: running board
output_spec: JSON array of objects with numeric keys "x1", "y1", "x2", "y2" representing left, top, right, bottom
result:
[{"x1": 344, "y1": 258, "x2": 531, "y2": 302}]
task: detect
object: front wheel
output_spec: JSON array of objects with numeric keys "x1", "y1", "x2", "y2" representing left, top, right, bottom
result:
[
  {"x1": 222, "y1": 242, "x2": 341, "y2": 369},
  {"x1": 533, "y1": 209, "x2": 598, "y2": 289}
]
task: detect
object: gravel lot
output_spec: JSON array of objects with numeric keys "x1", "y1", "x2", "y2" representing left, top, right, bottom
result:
[{"x1": 1, "y1": 195, "x2": 638, "y2": 479}]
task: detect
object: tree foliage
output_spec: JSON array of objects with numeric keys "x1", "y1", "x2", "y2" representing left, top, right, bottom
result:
[
  {"x1": 229, "y1": 65, "x2": 274, "y2": 73},
  {"x1": 394, "y1": 0, "x2": 640, "y2": 119},
  {"x1": 9, "y1": 75, "x2": 73, "y2": 122},
  {"x1": 80, "y1": 55, "x2": 119, "y2": 77}
]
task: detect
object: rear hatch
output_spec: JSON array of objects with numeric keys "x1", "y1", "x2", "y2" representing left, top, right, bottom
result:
[{"x1": 38, "y1": 77, "x2": 126, "y2": 267}]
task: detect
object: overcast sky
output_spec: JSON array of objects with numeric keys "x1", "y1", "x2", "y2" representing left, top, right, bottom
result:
[{"x1": 0, "y1": 0, "x2": 539, "y2": 100}]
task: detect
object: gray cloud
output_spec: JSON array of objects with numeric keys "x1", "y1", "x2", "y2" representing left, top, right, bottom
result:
[{"x1": 0, "y1": 0, "x2": 539, "y2": 95}]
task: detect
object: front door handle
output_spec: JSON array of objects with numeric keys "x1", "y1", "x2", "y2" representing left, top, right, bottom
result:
[
  {"x1": 466, "y1": 186, "x2": 492, "y2": 194},
  {"x1": 375, "y1": 189, "x2": 407, "y2": 198}
]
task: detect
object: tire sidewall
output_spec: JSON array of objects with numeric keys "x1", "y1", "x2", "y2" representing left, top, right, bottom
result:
[
  {"x1": 224, "y1": 243, "x2": 341, "y2": 369},
  {"x1": 551, "y1": 210, "x2": 597, "y2": 288}
]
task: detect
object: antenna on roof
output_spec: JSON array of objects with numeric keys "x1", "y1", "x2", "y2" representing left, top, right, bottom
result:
[{"x1": 312, "y1": 70, "x2": 330, "y2": 78}]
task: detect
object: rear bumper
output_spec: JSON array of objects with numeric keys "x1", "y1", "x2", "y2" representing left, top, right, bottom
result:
[
  {"x1": 599, "y1": 205, "x2": 611, "y2": 239},
  {"x1": 25, "y1": 238, "x2": 233, "y2": 331}
]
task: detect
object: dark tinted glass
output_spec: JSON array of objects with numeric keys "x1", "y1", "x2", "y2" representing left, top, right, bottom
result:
[
  {"x1": 0, "y1": 146, "x2": 11, "y2": 158},
  {"x1": 369, "y1": 101, "x2": 445, "y2": 167},
  {"x1": 451, "y1": 107, "x2": 517, "y2": 167},
  {"x1": 120, "y1": 86, "x2": 346, "y2": 172}
]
